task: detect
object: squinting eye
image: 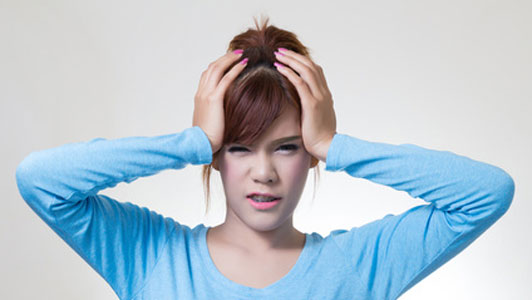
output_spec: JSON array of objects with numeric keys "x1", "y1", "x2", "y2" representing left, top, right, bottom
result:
[
  {"x1": 228, "y1": 144, "x2": 299, "y2": 153},
  {"x1": 228, "y1": 146, "x2": 249, "y2": 153},
  {"x1": 278, "y1": 144, "x2": 299, "y2": 151}
]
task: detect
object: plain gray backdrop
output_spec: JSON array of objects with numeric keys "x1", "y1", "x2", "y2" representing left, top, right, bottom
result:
[{"x1": 2, "y1": 1, "x2": 530, "y2": 299}]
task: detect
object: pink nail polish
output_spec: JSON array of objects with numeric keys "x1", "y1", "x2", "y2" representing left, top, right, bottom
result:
[
  {"x1": 240, "y1": 58, "x2": 248, "y2": 65},
  {"x1": 278, "y1": 48, "x2": 288, "y2": 53},
  {"x1": 274, "y1": 51, "x2": 285, "y2": 56},
  {"x1": 233, "y1": 49, "x2": 244, "y2": 55},
  {"x1": 274, "y1": 62, "x2": 283, "y2": 69}
]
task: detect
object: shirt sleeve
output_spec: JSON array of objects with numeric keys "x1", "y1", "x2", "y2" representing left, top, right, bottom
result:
[
  {"x1": 15, "y1": 126, "x2": 213, "y2": 300},
  {"x1": 324, "y1": 133, "x2": 515, "y2": 300}
]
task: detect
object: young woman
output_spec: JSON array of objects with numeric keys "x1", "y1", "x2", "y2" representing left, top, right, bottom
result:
[{"x1": 16, "y1": 18, "x2": 514, "y2": 299}]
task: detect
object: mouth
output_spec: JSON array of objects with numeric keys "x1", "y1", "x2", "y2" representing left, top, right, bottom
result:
[
  {"x1": 247, "y1": 196, "x2": 282, "y2": 210},
  {"x1": 246, "y1": 193, "x2": 282, "y2": 202},
  {"x1": 246, "y1": 193, "x2": 282, "y2": 210}
]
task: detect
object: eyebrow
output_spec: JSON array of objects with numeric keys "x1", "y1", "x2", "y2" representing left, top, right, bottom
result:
[
  {"x1": 272, "y1": 135, "x2": 302, "y2": 144},
  {"x1": 232, "y1": 135, "x2": 301, "y2": 147}
]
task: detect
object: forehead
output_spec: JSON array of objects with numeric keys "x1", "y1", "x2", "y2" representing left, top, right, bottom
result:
[
  {"x1": 229, "y1": 105, "x2": 301, "y2": 148},
  {"x1": 261, "y1": 105, "x2": 300, "y2": 139}
]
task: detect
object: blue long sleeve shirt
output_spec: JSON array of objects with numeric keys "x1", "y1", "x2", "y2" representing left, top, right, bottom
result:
[{"x1": 15, "y1": 126, "x2": 514, "y2": 300}]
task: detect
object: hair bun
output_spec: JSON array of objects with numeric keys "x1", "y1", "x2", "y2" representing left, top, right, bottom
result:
[{"x1": 228, "y1": 16, "x2": 310, "y2": 65}]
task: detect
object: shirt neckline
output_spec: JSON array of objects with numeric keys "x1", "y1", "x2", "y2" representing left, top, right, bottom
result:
[{"x1": 198, "y1": 225, "x2": 315, "y2": 296}]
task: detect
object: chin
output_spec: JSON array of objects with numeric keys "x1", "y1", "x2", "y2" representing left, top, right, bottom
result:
[
  {"x1": 247, "y1": 222, "x2": 283, "y2": 233},
  {"x1": 227, "y1": 199, "x2": 297, "y2": 231},
  {"x1": 243, "y1": 211, "x2": 293, "y2": 232}
]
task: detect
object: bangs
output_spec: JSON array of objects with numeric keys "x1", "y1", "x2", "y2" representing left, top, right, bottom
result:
[{"x1": 222, "y1": 65, "x2": 301, "y2": 147}]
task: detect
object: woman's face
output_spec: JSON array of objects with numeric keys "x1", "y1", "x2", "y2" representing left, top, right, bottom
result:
[{"x1": 215, "y1": 105, "x2": 313, "y2": 232}]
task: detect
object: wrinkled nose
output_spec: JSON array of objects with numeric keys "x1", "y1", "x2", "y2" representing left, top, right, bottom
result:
[{"x1": 251, "y1": 154, "x2": 278, "y2": 184}]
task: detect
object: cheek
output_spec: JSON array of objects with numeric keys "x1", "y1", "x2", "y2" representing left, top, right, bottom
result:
[
  {"x1": 284, "y1": 155, "x2": 310, "y2": 182},
  {"x1": 221, "y1": 160, "x2": 245, "y2": 184}
]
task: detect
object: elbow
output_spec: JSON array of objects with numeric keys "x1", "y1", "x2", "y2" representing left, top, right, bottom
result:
[
  {"x1": 489, "y1": 167, "x2": 515, "y2": 218},
  {"x1": 15, "y1": 152, "x2": 40, "y2": 203},
  {"x1": 459, "y1": 165, "x2": 515, "y2": 227}
]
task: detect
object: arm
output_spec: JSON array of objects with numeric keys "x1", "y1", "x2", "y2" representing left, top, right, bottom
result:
[
  {"x1": 15, "y1": 126, "x2": 212, "y2": 299},
  {"x1": 324, "y1": 133, "x2": 514, "y2": 300}
]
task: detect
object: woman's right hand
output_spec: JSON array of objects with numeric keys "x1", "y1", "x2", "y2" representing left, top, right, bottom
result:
[{"x1": 192, "y1": 50, "x2": 248, "y2": 154}]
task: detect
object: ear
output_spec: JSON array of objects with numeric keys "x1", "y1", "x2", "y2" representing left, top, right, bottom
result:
[
  {"x1": 309, "y1": 156, "x2": 319, "y2": 168},
  {"x1": 212, "y1": 152, "x2": 220, "y2": 172},
  {"x1": 212, "y1": 156, "x2": 219, "y2": 171}
]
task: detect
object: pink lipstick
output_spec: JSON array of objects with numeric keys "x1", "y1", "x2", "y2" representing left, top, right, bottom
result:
[
  {"x1": 246, "y1": 192, "x2": 282, "y2": 210},
  {"x1": 247, "y1": 197, "x2": 281, "y2": 210}
]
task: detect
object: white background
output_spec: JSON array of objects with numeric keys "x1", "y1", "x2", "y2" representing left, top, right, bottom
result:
[{"x1": 2, "y1": 1, "x2": 530, "y2": 299}]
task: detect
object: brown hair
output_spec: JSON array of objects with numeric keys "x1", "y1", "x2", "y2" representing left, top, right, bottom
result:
[{"x1": 201, "y1": 16, "x2": 321, "y2": 216}]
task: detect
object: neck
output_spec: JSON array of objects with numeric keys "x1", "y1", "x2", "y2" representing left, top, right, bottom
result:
[{"x1": 210, "y1": 211, "x2": 305, "y2": 254}]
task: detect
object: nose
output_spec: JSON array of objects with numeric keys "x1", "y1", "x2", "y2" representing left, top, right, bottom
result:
[{"x1": 251, "y1": 153, "x2": 278, "y2": 184}]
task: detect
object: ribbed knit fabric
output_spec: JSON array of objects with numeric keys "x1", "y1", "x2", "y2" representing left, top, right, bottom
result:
[{"x1": 15, "y1": 126, "x2": 514, "y2": 299}]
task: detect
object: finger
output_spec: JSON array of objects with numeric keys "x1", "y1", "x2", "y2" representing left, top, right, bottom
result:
[
  {"x1": 215, "y1": 57, "x2": 248, "y2": 97},
  {"x1": 203, "y1": 51, "x2": 239, "y2": 90},
  {"x1": 204, "y1": 50, "x2": 245, "y2": 92},
  {"x1": 317, "y1": 65, "x2": 326, "y2": 84},
  {"x1": 198, "y1": 69, "x2": 209, "y2": 92},
  {"x1": 278, "y1": 49, "x2": 332, "y2": 99},
  {"x1": 316, "y1": 65, "x2": 332, "y2": 97},
  {"x1": 197, "y1": 51, "x2": 242, "y2": 100},
  {"x1": 274, "y1": 50, "x2": 322, "y2": 97},
  {"x1": 277, "y1": 48, "x2": 324, "y2": 84},
  {"x1": 277, "y1": 48, "x2": 315, "y2": 70},
  {"x1": 274, "y1": 62, "x2": 313, "y2": 103}
]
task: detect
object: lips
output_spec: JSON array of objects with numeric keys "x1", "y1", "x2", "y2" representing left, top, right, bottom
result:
[{"x1": 247, "y1": 192, "x2": 281, "y2": 199}]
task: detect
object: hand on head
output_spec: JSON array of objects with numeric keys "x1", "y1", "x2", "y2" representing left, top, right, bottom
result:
[
  {"x1": 273, "y1": 48, "x2": 337, "y2": 162},
  {"x1": 193, "y1": 47, "x2": 337, "y2": 162},
  {"x1": 192, "y1": 50, "x2": 248, "y2": 154}
]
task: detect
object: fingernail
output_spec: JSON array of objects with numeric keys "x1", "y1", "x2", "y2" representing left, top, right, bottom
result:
[
  {"x1": 240, "y1": 58, "x2": 248, "y2": 65},
  {"x1": 233, "y1": 49, "x2": 244, "y2": 55},
  {"x1": 278, "y1": 48, "x2": 288, "y2": 53},
  {"x1": 274, "y1": 51, "x2": 285, "y2": 57},
  {"x1": 274, "y1": 62, "x2": 283, "y2": 69}
]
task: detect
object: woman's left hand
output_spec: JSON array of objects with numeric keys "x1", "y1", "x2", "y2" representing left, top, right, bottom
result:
[{"x1": 274, "y1": 48, "x2": 337, "y2": 162}]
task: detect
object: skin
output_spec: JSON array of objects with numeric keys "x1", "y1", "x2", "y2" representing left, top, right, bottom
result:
[
  {"x1": 193, "y1": 47, "x2": 337, "y2": 262},
  {"x1": 210, "y1": 104, "x2": 312, "y2": 254}
]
